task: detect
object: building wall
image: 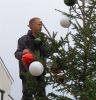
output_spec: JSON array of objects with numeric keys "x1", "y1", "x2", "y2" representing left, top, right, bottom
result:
[{"x1": 0, "y1": 57, "x2": 14, "y2": 100}]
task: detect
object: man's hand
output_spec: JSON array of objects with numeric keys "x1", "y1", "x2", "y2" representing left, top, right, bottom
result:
[
  {"x1": 22, "y1": 49, "x2": 31, "y2": 66},
  {"x1": 21, "y1": 52, "x2": 37, "y2": 66},
  {"x1": 22, "y1": 49, "x2": 30, "y2": 55}
]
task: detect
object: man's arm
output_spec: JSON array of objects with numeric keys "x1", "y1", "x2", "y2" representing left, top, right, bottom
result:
[
  {"x1": 14, "y1": 36, "x2": 30, "y2": 60},
  {"x1": 14, "y1": 38, "x2": 25, "y2": 60}
]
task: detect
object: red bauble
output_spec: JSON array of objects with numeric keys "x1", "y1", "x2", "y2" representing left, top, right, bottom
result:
[{"x1": 22, "y1": 53, "x2": 35, "y2": 65}]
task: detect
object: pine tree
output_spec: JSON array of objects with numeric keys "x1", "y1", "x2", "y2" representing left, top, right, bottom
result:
[{"x1": 46, "y1": 0, "x2": 96, "y2": 100}]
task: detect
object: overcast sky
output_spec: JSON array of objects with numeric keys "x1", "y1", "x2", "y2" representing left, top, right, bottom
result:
[{"x1": 0, "y1": 0, "x2": 71, "y2": 99}]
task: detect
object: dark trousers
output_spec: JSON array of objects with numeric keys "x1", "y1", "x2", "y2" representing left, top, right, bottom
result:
[{"x1": 21, "y1": 72, "x2": 47, "y2": 100}]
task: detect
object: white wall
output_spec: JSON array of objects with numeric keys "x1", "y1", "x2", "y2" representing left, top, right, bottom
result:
[{"x1": 0, "y1": 58, "x2": 13, "y2": 100}]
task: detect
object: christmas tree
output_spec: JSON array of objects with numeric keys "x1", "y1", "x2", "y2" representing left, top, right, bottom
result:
[{"x1": 45, "y1": 0, "x2": 96, "y2": 100}]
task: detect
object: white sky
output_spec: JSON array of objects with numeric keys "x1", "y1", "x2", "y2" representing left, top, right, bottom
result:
[{"x1": 0, "y1": 0, "x2": 71, "y2": 99}]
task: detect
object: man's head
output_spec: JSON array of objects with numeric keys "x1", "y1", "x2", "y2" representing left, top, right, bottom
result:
[{"x1": 28, "y1": 17, "x2": 42, "y2": 35}]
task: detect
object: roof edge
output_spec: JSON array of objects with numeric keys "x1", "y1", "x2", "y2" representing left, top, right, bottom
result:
[{"x1": 0, "y1": 56, "x2": 14, "y2": 84}]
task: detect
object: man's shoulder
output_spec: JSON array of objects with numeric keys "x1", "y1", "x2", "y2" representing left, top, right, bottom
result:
[{"x1": 18, "y1": 34, "x2": 28, "y2": 42}]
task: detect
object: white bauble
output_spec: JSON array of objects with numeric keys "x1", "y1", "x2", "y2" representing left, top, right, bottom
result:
[
  {"x1": 29, "y1": 61, "x2": 44, "y2": 76},
  {"x1": 60, "y1": 18, "x2": 71, "y2": 28}
]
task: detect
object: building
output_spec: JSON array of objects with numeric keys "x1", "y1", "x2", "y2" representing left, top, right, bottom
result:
[{"x1": 0, "y1": 57, "x2": 14, "y2": 100}]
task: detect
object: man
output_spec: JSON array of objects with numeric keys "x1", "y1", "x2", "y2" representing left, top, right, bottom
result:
[{"x1": 14, "y1": 17, "x2": 49, "y2": 100}]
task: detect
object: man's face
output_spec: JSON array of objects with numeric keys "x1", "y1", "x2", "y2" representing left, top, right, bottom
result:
[{"x1": 31, "y1": 19, "x2": 42, "y2": 34}]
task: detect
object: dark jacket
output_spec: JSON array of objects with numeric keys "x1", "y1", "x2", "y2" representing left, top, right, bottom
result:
[{"x1": 14, "y1": 30, "x2": 48, "y2": 79}]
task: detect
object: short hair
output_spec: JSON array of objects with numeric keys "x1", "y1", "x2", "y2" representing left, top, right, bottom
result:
[{"x1": 28, "y1": 17, "x2": 41, "y2": 27}]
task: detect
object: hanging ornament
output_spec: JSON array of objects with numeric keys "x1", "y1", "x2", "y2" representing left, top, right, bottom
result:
[
  {"x1": 22, "y1": 53, "x2": 35, "y2": 65},
  {"x1": 29, "y1": 61, "x2": 44, "y2": 76},
  {"x1": 60, "y1": 17, "x2": 71, "y2": 28},
  {"x1": 64, "y1": 0, "x2": 77, "y2": 6},
  {"x1": 34, "y1": 37, "x2": 42, "y2": 45}
]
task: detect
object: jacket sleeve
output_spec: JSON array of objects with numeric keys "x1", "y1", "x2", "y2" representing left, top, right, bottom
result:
[{"x1": 14, "y1": 37, "x2": 26, "y2": 60}]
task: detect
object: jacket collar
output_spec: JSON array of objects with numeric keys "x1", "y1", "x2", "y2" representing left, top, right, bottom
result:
[
  {"x1": 27, "y1": 30, "x2": 35, "y2": 38},
  {"x1": 27, "y1": 30, "x2": 32, "y2": 36}
]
